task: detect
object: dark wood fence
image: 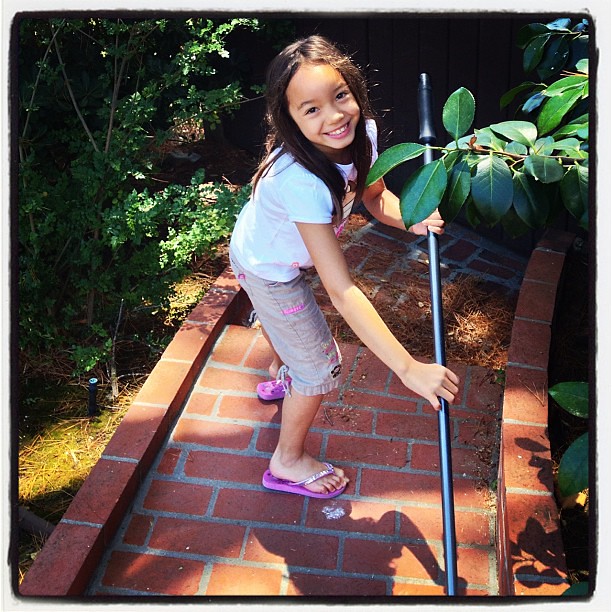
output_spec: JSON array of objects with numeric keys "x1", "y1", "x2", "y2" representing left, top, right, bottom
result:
[{"x1": 225, "y1": 15, "x2": 581, "y2": 254}]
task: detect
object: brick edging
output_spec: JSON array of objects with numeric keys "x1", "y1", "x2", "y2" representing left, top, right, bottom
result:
[
  {"x1": 496, "y1": 228, "x2": 575, "y2": 596},
  {"x1": 19, "y1": 269, "x2": 249, "y2": 597}
]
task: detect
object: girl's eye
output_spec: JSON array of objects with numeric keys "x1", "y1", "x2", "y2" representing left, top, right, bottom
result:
[
  {"x1": 305, "y1": 106, "x2": 317, "y2": 115},
  {"x1": 337, "y1": 91, "x2": 350, "y2": 101}
]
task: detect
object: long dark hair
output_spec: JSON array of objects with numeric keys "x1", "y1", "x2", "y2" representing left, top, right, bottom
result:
[{"x1": 252, "y1": 35, "x2": 374, "y2": 221}]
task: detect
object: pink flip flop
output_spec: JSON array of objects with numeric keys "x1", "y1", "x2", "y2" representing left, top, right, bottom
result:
[
  {"x1": 262, "y1": 462, "x2": 346, "y2": 499},
  {"x1": 256, "y1": 378, "x2": 289, "y2": 401}
]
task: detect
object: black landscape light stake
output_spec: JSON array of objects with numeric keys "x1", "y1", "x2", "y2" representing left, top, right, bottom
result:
[{"x1": 417, "y1": 72, "x2": 459, "y2": 596}]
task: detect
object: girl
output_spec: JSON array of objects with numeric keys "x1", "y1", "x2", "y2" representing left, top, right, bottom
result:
[{"x1": 229, "y1": 35, "x2": 459, "y2": 499}]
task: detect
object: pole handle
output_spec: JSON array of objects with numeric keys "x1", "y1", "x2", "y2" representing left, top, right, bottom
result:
[{"x1": 417, "y1": 73, "x2": 436, "y2": 146}]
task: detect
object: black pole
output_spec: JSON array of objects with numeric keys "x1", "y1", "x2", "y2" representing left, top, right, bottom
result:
[
  {"x1": 417, "y1": 73, "x2": 459, "y2": 596},
  {"x1": 88, "y1": 377, "x2": 98, "y2": 417}
]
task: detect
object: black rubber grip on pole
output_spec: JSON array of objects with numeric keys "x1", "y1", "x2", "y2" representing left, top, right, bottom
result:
[{"x1": 417, "y1": 73, "x2": 436, "y2": 146}]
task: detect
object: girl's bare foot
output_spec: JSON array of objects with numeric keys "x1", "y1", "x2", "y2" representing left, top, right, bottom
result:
[{"x1": 269, "y1": 451, "x2": 348, "y2": 495}]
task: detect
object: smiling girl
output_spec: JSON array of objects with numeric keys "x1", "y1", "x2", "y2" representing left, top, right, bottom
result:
[{"x1": 229, "y1": 35, "x2": 459, "y2": 499}]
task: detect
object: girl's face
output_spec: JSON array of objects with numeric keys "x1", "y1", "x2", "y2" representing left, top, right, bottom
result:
[{"x1": 285, "y1": 62, "x2": 361, "y2": 164}]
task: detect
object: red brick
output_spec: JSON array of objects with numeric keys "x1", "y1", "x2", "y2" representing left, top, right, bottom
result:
[
  {"x1": 173, "y1": 417, "x2": 254, "y2": 449},
  {"x1": 326, "y1": 433, "x2": 408, "y2": 468},
  {"x1": 464, "y1": 366, "x2": 504, "y2": 412},
  {"x1": 504, "y1": 492, "x2": 567, "y2": 580},
  {"x1": 536, "y1": 228, "x2": 575, "y2": 253},
  {"x1": 341, "y1": 389, "x2": 418, "y2": 414},
  {"x1": 468, "y1": 258, "x2": 516, "y2": 279},
  {"x1": 376, "y1": 411, "x2": 439, "y2": 442},
  {"x1": 362, "y1": 231, "x2": 406, "y2": 254},
  {"x1": 187, "y1": 289, "x2": 238, "y2": 325},
  {"x1": 184, "y1": 450, "x2": 269, "y2": 485},
  {"x1": 209, "y1": 267, "x2": 241, "y2": 292},
  {"x1": 213, "y1": 488, "x2": 305, "y2": 524},
  {"x1": 102, "y1": 404, "x2": 168, "y2": 461},
  {"x1": 143, "y1": 479, "x2": 213, "y2": 515},
  {"x1": 350, "y1": 349, "x2": 390, "y2": 392},
  {"x1": 63, "y1": 459, "x2": 139, "y2": 527},
  {"x1": 453, "y1": 476, "x2": 491, "y2": 510},
  {"x1": 255, "y1": 426, "x2": 323, "y2": 458},
  {"x1": 344, "y1": 244, "x2": 371, "y2": 268},
  {"x1": 502, "y1": 365, "x2": 549, "y2": 424},
  {"x1": 210, "y1": 324, "x2": 256, "y2": 365},
  {"x1": 243, "y1": 332, "x2": 275, "y2": 370},
  {"x1": 393, "y1": 582, "x2": 446, "y2": 595},
  {"x1": 217, "y1": 394, "x2": 282, "y2": 423},
  {"x1": 101, "y1": 550, "x2": 204, "y2": 595},
  {"x1": 359, "y1": 468, "x2": 442, "y2": 505},
  {"x1": 161, "y1": 321, "x2": 213, "y2": 362},
  {"x1": 149, "y1": 516, "x2": 246, "y2": 558},
  {"x1": 206, "y1": 563, "x2": 283, "y2": 596},
  {"x1": 456, "y1": 546, "x2": 494, "y2": 586},
  {"x1": 523, "y1": 249, "x2": 566, "y2": 286},
  {"x1": 513, "y1": 578, "x2": 569, "y2": 596},
  {"x1": 411, "y1": 443, "x2": 486, "y2": 479},
  {"x1": 514, "y1": 279, "x2": 557, "y2": 323},
  {"x1": 288, "y1": 573, "x2": 388, "y2": 596},
  {"x1": 344, "y1": 537, "x2": 438, "y2": 581},
  {"x1": 156, "y1": 447, "x2": 181, "y2": 475},
  {"x1": 399, "y1": 506, "x2": 491, "y2": 547},
  {"x1": 501, "y1": 423, "x2": 554, "y2": 493},
  {"x1": 305, "y1": 498, "x2": 396, "y2": 535},
  {"x1": 134, "y1": 359, "x2": 193, "y2": 409},
  {"x1": 314, "y1": 403, "x2": 374, "y2": 434},
  {"x1": 245, "y1": 527, "x2": 339, "y2": 570},
  {"x1": 442, "y1": 239, "x2": 479, "y2": 262},
  {"x1": 197, "y1": 365, "x2": 263, "y2": 393},
  {"x1": 184, "y1": 391, "x2": 217, "y2": 416},
  {"x1": 506, "y1": 319, "x2": 551, "y2": 370},
  {"x1": 19, "y1": 523, "x2": 104, "y2": 596},
  {"x1": 455, "y1": 412, "x2": 499, "y2": 448},
  {"x1": 123, "y1": 513, "x2": 153, "y2": 546}
]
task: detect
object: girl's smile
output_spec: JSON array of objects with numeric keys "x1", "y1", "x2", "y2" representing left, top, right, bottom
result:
[{"x1": 286, "y1": 63, "x2": 361, "y2": 164}]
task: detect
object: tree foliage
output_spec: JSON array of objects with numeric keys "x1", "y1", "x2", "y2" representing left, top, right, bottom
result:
[
  {"x1": 17, "y1": 17, "x2": 274, "y2": 370},
  {"x1": 367, "y1": 17, "x2": 589, "y2": 238}
]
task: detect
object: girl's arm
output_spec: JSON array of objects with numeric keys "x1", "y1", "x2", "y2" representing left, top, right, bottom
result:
[
  {"x1": 362, "y1": 178, "x2": 445, "y2": 236},
  {"x1": 295, "y1": 221, "x2": 459, "y2": 410}
]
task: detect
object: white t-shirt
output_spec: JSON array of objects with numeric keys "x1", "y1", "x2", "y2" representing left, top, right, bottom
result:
[{"x1": 230, "y1": 119, "x2": 379, "y2": 282}]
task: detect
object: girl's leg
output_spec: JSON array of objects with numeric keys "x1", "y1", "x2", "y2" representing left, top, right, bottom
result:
[
  {"x1": 269, "y1": 389, "x2": 348, "y2": 495},
  {"x1": 260, "y1": 325, "x2": 284, "y2": 379}
]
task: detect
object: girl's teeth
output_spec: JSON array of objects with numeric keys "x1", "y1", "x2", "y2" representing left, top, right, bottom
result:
[{"x1": 329, "y1": 124, "x2": 347, "y2": 136}]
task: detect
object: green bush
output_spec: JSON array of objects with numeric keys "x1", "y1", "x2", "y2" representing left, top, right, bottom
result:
[
  {"x1": 366, "y1": 18, "x2": 589, "y2": 237},
  {"x1": 17, "y1": 17, "x2": 267, "y2": 370}
]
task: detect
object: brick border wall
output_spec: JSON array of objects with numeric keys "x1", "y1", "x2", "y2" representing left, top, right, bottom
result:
[
  {"x1": 496, "y1": 228, "x2": 575, "y2": 596},
  {"x1": 19, "y1": 270, "x2": 250, "y2": 597}
]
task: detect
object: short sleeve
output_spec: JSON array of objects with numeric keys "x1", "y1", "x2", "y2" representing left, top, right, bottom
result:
[{"x1": 277, "y1": 167, "x2": 335, "y2": 224}]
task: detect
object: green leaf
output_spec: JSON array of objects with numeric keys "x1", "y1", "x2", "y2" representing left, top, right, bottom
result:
[
  {"x1": 465, "y1": 196, "x2": 481, "y2": 227},
  {"x1": 500, "y1": 81, "x2": 540, "y2": 109},
  {"x1": 524, "y1": 34, "x2": 551, "y2": 72},
  {"x1": 537, "y1": 36, "x2": 570, "y2": 80},
  {"x1": 442, "y1": 87, "x2": 475, "y2": 140},
  {"x1": 560, "y1": 165, "x2": 588, "y2": 228},
  {"x1": 504, "y1": 141, "x2": 528, "y2": 156},
  {"x1": 471, "y1": 155, "x2": 513, "y2": 225},
  {"x1": 399, "y1": 159, "x2": 447, "y2": 228},
  {"x1": 502, "y1": 205, "x2": 531, "y2": 238},
  {"x1": 439, "y1": 158, "x2": 470, "y2": 223},
  {"x1": 366, "y1": 142, "x2": 427, "y2": 185},
  {"x1": 575, "y1": 58, "x2": 588, "y2": 74},
  {"x1": 537, "y1": 87, "x2": 585, "y2": 135},
  {"x1": 549, "y1": 381, "x2": 589, "y2": 418},
  {"x1": 512, "y1": 172, "x2": 548, "y2": 228},
  {"x1": 524, "y1": 154, "x2": 564, "y2": 183},
  {"x1": 516, "y1": 23, "x2": 549, "y2": 49},
  {"x1": 489, "y1": 121, "x2": 537, "y2": 147},
  {"x1": 543, "y1": 74, "x2": 587, "y2": 96},
  {"x1": 557, "y1": 432, "x2": 588, "y2": 497}
]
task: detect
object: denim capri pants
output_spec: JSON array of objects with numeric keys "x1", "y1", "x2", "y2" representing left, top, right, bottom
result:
[{"x1": 229, "y1": 249, "x2": 342, "y2": 396}]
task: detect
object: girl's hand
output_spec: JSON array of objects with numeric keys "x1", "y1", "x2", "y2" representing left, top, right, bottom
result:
[
  {"x1": 409, "y1": 209, "x2": 445, "y2": 236},
  {"x1": 400, "y1": 360, "x2": 460, "y2": 411}
]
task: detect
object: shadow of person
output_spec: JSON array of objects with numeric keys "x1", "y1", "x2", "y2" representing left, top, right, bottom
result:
[{"x1": 251, "y1": 500, "x2": 467, "y2": 597}]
